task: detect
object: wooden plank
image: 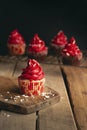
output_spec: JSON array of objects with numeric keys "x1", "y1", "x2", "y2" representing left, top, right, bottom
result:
[
  {"x1": 43, "y1": 55, "x2": 58, "y2": 64},
  {"x1": 38, "y1": 64, "x2": 77, "y2": 130},
  {"x1": 0, "y1": 76, "x2": 60, "y2": 114},
  {"x1": 80, "y1": 50, "x2": 87, "y2": 67},
  {"x1": 0, "y1": 56, "x2": 16, "y2": 77},
  {"x1": 0, "y1": 55, "x2": 27, "y2": 62},
  {"x1": 0, "y1": 110, "x2": 36, "y2": 130},
  {"x1": 62, "y1": 65, "x2": 87, "y2": 130},
  {"x1": 13, "y1": 60, "x2": 26, "y2": 78}
]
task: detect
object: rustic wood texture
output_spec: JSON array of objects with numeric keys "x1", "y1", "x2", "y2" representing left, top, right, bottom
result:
[
  {"x1": 62, "y1": 65, "x2": 87, "y2": 130},
  {"x1": 0, "y1": 76, "x2": 60, "y2": 114},
  {"x1": 43, "y1": 55, "x2": 58, "y2": 64},
  {"x1": 0, "y1": 56, "x2": 78, "y2": 130},
  {"x1": 80, "y1": 50, "x2": 87, "y2": 67},
  {"x1": 0, "y1": 58, "x2": 16, "y2": 77},
  {"x1": 0, "y1": 110, "x2": 36, "y2": 130},
  {"x1": 38, "y1": 64, "x2": 77, "y2": 130}
]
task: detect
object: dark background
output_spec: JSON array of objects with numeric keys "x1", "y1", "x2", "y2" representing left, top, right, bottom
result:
[{"x1": 0, "y1": 0, "x2": 87, "y2": 55}]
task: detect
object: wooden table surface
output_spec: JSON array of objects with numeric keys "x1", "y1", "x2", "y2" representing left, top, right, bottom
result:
[{"x1": 0, "y1": 54, "x2": 87, "y2": 130}]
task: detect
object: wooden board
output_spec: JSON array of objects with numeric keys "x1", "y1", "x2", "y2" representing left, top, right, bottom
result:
[
  {"x1": 43, "y1": 55, "x2": 58, "y2": 64},
  {"x1": 62, "y1": 65, "x2": 87, "y2": 130},
  {"x1": 0, "y1": 60, "x2": 15, "y2": 77},
  {"x1": 37, "y1": 64, "x2": 77, "y2": 130},
  {"x1": 80, "y1": 50, "x2": 87, "y2": 67},
  {"x1": 0, "y1": 76, "x2": 60, "y2": 114},
  {"x1": 0, "y1": 110, "x2": 36, "y2": 130}
]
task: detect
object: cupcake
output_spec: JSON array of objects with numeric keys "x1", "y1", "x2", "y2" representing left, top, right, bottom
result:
[
  {"x1": 7, "y1": 29, "x2": 26, "y2": 55},
  {"x1": 62, "y1": 37, "x2": 83, "y2": 65},
  {"x1": 50, "y1": 30, "x2": 68, "y2": 56},
  {"x1": 18, "y1": 59, "x2": 45, "y2": 96},
  {"x1": 27, "y1": 34, "x2": 48, "y2": 62}
]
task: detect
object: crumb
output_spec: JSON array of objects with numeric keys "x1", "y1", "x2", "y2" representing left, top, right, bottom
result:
[{"x1": 4, "y1": 99, "x2": 8, "y2": 102}]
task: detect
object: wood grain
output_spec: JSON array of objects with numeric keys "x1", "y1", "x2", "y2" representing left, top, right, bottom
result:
[
  {"x1": 62, "y1": 65, "x2": 87, "y2": 130},
  {"x1": 0, "y1": 110, "x2": 36, "y2": 130},
  {"x1": 0, "y1": 61, "x2": 15, "y2": 77},
  {"x1": 43, "y1": 55, "x2": 58, "y2": 64},
  {"x1": 38, "y1": 64, "x2": 77, "y2": 130}
]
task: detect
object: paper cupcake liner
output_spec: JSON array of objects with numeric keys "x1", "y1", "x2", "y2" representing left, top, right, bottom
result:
[
  {"x1": 18, "y1": 78, "x2": 45, "y2": 96},
  {"x1": 7, "y1": 43, "x2": 26, "y2": 55}
]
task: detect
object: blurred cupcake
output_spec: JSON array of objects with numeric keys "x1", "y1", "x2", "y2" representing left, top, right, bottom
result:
[
  {"x1": 18, "y1": 59, "x2": 45, "y2": 96},
  {"x1": 62, "y1": 37, "x2": 83, "y2": 65},
  {"x1": 7, "y1": 29, "x2": 26, "y2": 55},
  {"x1": 50, "y1": 30, "x2": 68, "y2": 56},
  {"x1": 27, "y1": 34, "x2": 48, "y2": 62}
]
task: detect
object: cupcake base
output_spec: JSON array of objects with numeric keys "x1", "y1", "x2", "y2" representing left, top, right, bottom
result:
[
  {"x1": 18, "y1": 78, "x2": 45, "y2": 96},
  {"x1": 7, "y1": 43, "x2": 26, "y2": 56},
  {"x1": 27, "y1": 51, "x2": 48, "y2": 62},
  {"x1": 50, "y1": 43, "x2": 65, "y2": 56},
  {"x1": 62, "y1": 55, "x2": 83, "y2": 66}
]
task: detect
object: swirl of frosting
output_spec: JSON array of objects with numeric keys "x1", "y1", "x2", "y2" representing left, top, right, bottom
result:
[
  {"x1": 51, "y1": 30, "x2": 68, "y2": 45},
  {"x1": 28, "y1": 34, "x2": 48, "y2": 52},
  {"x1": 8, "y1": 29, "x2": 25, "y2": 44},
  {"x1": 19, "y1": 59, "x2": 44, "y2": 80},
  {"x1": 62, "y1": 37, "x2": 81, "y2": 56}
]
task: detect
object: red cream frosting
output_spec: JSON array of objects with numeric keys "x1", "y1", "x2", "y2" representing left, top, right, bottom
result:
[
  {"x1": 28, "y1": 34, "x2": 48, "y2": 52},
  {"x1": 8, "y1": 29, "x2": 25, "y2": 44},
  {"x1": 51, "y1": 30, "x2": 68, "y2": 45},
  {"x1": 62, "y1": 37, "x2": 82, "y2": 56},
  {"x1": 19, "y1": 59, "x2": 44, "y2": 80}
]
